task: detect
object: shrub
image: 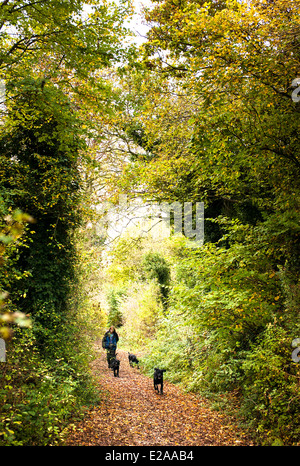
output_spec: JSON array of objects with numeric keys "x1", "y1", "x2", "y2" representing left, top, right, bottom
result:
[
  {"x1": 0, "y1": 328, "x2": 99, "y2": 446},
  {"x1": 241, "y1": 324, "x2": 300, "y2": 445}
]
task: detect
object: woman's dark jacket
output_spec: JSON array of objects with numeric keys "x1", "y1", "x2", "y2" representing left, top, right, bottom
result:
[{"x1": 102, "y1": 331, "x2": 119, "y2": 350}]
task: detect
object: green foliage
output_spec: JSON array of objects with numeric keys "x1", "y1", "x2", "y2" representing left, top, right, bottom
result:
[
  {"x1": 142, "y1": 252, "x2": 171, "y2": 311},
  {"x1": 141, "y1": 224, "x2": 300, "y2": 445},
  {"x1": 0, "y1": 80, "x2": 82, "y2": 354},
  {"x1": 0, "y1": 209, "x2": 33, "y2": 339},
  {"x1": 0, "y1": 80, "x2": 102, "y2": 445},
  {"x1": 0, "y1": 0, "x2": 132, "y2": 79},
  {"x1": 100, "y1": 0, "x2": 300, "y2": 446},
  {"x1": 141, "y1": 310, "x2": 196, "y2": 385},
  {"x1": 103, "y1": 231, "x2": 170, "y2": 350},
  {"x1": 0, "y1": 328, "x2": 99, "y2": 446},
  {"x1": 107, "y1": 288, "x2": 125, "y2": 328},
  {"x1": 241, "y1": 325, "x2": 300, "y2": 446},
  {"x1": 118, "y1": 281, "x2": 163, "y2": 349}
]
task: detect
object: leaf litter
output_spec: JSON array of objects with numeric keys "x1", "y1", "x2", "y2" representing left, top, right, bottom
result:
[{"x1": 67, "y1": 348, "x2": 253, "y2": 446}]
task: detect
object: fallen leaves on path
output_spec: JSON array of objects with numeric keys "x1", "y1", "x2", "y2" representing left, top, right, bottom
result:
[{"x1": 67, "y1": 348, "x2": 253, "y2": 446}]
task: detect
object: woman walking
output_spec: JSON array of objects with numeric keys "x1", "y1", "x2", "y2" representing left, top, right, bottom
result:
[{"x1": 102, "y1": 326, "x2": 119, "y2": 368}]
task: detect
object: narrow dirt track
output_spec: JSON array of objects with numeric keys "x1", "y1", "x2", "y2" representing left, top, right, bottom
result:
[{"x1": 67, "y1": 348, "x2": 253, "y2": 446}]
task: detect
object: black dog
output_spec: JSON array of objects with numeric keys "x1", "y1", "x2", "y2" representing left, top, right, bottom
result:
[
  {"x1": 110, "y1": 357, "x2": 120, "y2": 377},
  {"x1": 128, "y1": 352, "x2": 139, "y2": 367},
  {"x1": 154, "y1": 368, "x2": 166, "y2": 394}
]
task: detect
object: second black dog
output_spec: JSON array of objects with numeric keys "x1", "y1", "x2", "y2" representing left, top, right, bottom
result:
[
  {"x1": 110, "y1": 357, "x2": 120, "y2": 377},
  {"x1": 128, "y1": 352, "x2": 139, "y2": 367},
  {"x1": 154, "y1": 368, "x2": 166, "y2": 394}
]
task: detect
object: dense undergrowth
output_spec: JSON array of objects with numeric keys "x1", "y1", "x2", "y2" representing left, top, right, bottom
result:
[
  {"x1": 0, "y1": 328, "x2": 100, "y2": 445},
  {"x1": 0, "y1": 80, "x2": 106, "y2": 446},
  {"x1": 105, "y1": 224, "x2": 300, "y2": 446}
]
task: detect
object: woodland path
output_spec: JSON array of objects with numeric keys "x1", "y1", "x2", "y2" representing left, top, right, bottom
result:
[{"x1": 67, "y1": 347, "x2": 253, "y2": 446}]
